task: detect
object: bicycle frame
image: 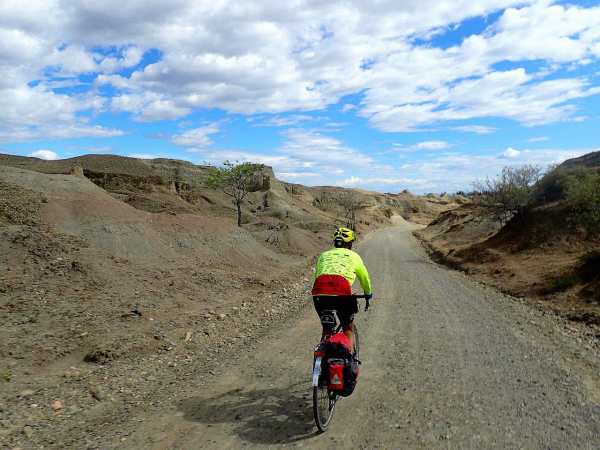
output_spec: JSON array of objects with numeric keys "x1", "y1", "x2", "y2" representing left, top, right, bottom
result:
[{"x1": 311, "y1": 294, "x2": 368, "y2": 431}]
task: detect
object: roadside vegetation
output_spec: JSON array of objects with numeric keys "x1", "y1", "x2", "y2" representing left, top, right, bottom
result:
[
  {"x1": 473, "y1": 165, "x2": 542, "y2": 225},
  {"x1": 474, "y1": 163, "x2": 600, "y2": 234}
]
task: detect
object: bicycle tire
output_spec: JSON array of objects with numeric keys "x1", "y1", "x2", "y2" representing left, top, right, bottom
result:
[
  {"x1": 313, "y1": 357, "x2": 336, "y2": 432},
  {"x1": 352, "y1": 323, "x2": 360, "y2": 359},
  {"x1": 313, "y1": 384, "x2": 336, "y2": 432}
]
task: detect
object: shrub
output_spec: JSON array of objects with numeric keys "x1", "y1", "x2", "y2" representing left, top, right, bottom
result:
[
  {"x1": 268, "y1": 208, "x2": 287, "y2": 220},
  {"x1": 549, "y1": 273, "x2": 580, "y2": 292},
  {"x1": 577, "y1": 250, "x2": 600, "y2": 281},
  {"x1": 533, "y1": 165, "x2": 590, "y2": 204},
  {"x1": 563, "y1": 171, "x2": 600, "y2": 232},
  {"x1": 1, "y1": 370, "x2": 11, "y2": 382}
]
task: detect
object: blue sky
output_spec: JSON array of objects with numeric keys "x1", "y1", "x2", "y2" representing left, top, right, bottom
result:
[{"x1": 1, "y1": 0, "x2": 599, "y2": 193}]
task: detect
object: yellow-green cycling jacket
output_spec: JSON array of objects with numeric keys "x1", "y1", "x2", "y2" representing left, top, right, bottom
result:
[{"x1": 312, "y1": 247, "x2": 372, "y2": 296}]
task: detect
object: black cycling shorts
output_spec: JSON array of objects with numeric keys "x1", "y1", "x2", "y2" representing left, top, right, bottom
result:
[{"x1": 313, "y1": 296, "x2": 358, "y2": 330}]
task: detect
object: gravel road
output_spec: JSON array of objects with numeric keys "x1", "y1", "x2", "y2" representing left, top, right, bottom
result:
[{"x1": 124, "y1": 222, "x2": 600, "y2": 449}]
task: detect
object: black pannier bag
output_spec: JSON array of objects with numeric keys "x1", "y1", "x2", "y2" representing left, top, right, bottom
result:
[
  {"x1": 340, "y1": 355, "x2": 360, "y2": 397},
  {"x1": 324, "y1": 340, "x2": 361, "y2": 397}
]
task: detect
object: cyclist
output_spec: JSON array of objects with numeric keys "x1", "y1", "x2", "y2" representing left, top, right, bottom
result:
[{"x1": 312, "y1": 227, "x2": 372, "y2": 353}]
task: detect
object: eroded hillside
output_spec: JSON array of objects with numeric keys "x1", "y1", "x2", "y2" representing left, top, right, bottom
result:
[{"x1": 416, "y1": 151, "x2": 600, "y2": 328}]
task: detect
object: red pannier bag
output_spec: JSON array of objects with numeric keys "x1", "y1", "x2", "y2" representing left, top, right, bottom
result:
[
  {"x1": 327, "y1": 332, "x2": 352, "y2": 353},
  {"x1": 328, "y1": 358, "x2": 346, "y2": 392},
  {"x1": 325, "y1": 332, "x2": 359, "y2": 396}
]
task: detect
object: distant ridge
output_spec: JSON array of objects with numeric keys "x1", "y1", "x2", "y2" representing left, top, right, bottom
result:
[{"x1": 560, "y1": 150, "x2": 600, "y2": 169}]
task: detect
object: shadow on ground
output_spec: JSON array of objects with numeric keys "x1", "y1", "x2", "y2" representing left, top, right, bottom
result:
[{"x1": 178, "y1": 382, "x2": 318, "y2": 445}]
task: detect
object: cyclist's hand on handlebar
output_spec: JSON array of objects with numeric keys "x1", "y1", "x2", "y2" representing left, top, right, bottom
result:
[{"x1": 365, "y1": 293, "x2": 372, "y2": 311}]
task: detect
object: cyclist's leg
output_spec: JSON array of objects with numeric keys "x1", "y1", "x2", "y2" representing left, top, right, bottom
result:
[
  {"x1": 313, "y1": 296, "x2": 333, "y2": 339},
  {"x1": 336, "y1": 297, "x2": 358, "y2": 353}
]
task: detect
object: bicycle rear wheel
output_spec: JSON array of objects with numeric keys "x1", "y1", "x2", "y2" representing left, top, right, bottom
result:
[{"x1": 313, "y1": 384, "x2": 337, "y2": 432}]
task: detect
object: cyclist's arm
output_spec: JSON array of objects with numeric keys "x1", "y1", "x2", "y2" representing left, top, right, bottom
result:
[
  {"x1": 312, "y1": 253, "x2": 323, "y2": 283},
  {"x1": 353, "y1": 254, "x2": 372, "y2": 295}
]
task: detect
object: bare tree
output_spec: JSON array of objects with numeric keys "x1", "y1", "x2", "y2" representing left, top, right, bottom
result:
[
  {"x1": 312, "y1": 191, "x2": 338, "y2": 211},
  {"x1": 337, "y1": 191, "x2": 364, "y2": 230},
  {"x1": 205, "y1": 161, "x2": 265, "y2": 227},
  {"x1": 473, "y1": 165, "x2": 543, "y2": 225}
]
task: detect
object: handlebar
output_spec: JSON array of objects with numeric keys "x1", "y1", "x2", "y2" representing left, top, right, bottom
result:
[{"x1": 351, "y1": 294, "x2": 371, "y2": 311}]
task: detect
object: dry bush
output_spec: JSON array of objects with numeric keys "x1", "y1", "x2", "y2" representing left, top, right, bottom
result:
[{"x1": 473, "y1": 165, "x2": 543, "y2": 224}]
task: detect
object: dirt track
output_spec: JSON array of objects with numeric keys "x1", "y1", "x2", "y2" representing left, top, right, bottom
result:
[{"x1": 121, "y1": 221, "x2": 599, "y2": 449}]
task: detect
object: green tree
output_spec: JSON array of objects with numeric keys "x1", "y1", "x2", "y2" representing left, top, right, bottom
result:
[{"x1": 205, "y1": 161, "x2": 264, "y2": 227}]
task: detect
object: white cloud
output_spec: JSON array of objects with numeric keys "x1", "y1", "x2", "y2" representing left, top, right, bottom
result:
[
  {"x1": 528, "y1": 136, "x2": 549, "y2": 143},
  {"x1": 390, "y1": 140, "x2": 452, "y2": 153},
  {"x1": 393, "y1": 147, "x2": 595, "y2": 192},
  {"x1": 255, "y1": 114, "x2": 314, "y2": 127},
  {"x1": 452, "y1": 125, "x2": 497, "y2": 134},
  {"x1": 364, "y1": 68, "x2": 600, "y2": 131},
  {"x1": 482, "y1": 2, "x2": 600, "y2": 63},
  {"x1": 191, "y1": 128, "x2": 374, "y2": 186},
  {"x1": 172, "y1": 123, "x2": 219, "y2": 147},
  {"x1": 9, "y1": 0, "x2": 558, "y2": 125},
  {"x1": 414, "y1": 140, "x2": 451, "y2": 150},
  {"x1": 320, "y1": 121, "x2": 349, "y2": 131},
  {"x1": 278, "y1": 172, "x2": 320, "y2": 178},
  {"x1": 29, "y1": 149, "x2": 58, "y2": 160},
  {"x1": 503, "y1": 147, "x2": 521, "y2": 158},
  {"x1": 193, "y1": 149, "x2": 311, "y2": 170},
  {"x1": 280, "y1": 128, "x2": 373, "y2": 167},
  {"x1": 278, "y1": 171, "x2": 322, "y2": 184},
  {"x1": 0, "y1": 28, "x2": 44, "y2": 63},
  {"x1": 338, "y1": 176, "x2": 361, "y2": 186},
  {"x1": 97, "y1": 46, "x2": 144, "y2": 73},
  {"x1": 111, "y1": 92, "x2": 191, "y2": 122},
  {"x1": 0, "y1": 124, "x2": 124, "y2": 143},
  {"x1": 128, "y1": 153, "x2": 161, "y2": 159},
  {"x1": 46, "y1": 45, "x2": 98, "y2": 75},
  {"x1": 1, "y1": 0, "x2": 600, "y2": 142},
  {"x1": 338, "y1": 176, "x2": 430, "y2": 188},
  {"x1": 195, "y1": 128, "x2": 373, "y2": 175}
]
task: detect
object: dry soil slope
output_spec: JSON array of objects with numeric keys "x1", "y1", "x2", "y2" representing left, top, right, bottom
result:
[{"x1": 0, "y1": 164, "x2": 319, "y2": 449}]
